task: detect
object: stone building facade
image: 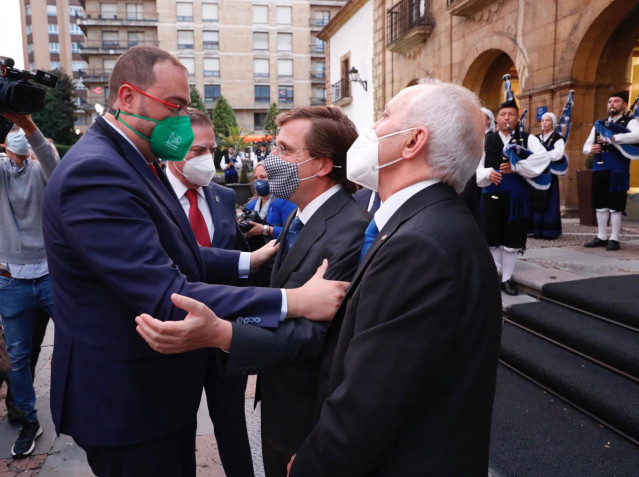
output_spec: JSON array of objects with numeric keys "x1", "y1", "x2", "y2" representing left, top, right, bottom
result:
[{"x1": 324, "y1": 0, "x2": 639, "y2": 209}]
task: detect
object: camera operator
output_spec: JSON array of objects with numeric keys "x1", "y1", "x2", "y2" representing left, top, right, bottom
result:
[{"x1": 0, "y1": 111, "x2": 59, "y2": 459}]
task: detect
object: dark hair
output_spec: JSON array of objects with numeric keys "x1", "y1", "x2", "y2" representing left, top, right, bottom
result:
[
  {"x1": 276, "y1": 106, "x2": 358, "y2": 192},
  {"x1": 108, "y1": 46, "x2": 187, "y2": 106},
  {"x1": 186, "y1": 108, "x2": 213, "y2": 130}
]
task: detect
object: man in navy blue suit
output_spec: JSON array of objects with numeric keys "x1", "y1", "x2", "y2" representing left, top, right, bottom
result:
[
  {"x1": 42, "y1": 46, "x2": 347, "y2": 477},
  {"x1": 166, "y1": 108, "x2": 254, "y2": 477}
]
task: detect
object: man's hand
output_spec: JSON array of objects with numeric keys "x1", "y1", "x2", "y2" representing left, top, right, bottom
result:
[
  {"x1": 135, "y1": 293, "x2": 233, "y2": 353},
  {"x1": 1, "y1": 112, "x2": 37, "y2": 135},
  {"x1": 590, "y1": 144, "x2": 602, "y2": 154},
  {"x1": 249, "y1": 239, "x2": 279, "y2": 268},
  {"x1": 246, "y1": 221, "x2": 267, "y2": 237},
  {"x1": 499, "y1": 161, "x2": 513, "y2": 174},
  {"x1": 286, "y1": 259, "x2": 349, "y2": 321},
  {"x1": 489, "y1": 170, "x2": 502, "y2": 185}
]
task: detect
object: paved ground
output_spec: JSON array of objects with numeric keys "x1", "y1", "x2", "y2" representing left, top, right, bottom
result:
[{"x1": 0, "y1": 217, "x2": 637, "y2": 476}]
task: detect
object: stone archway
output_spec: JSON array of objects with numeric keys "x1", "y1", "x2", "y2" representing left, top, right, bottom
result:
[{"x1": 462, "y1": 49, "x2": 519, "y2": 112}]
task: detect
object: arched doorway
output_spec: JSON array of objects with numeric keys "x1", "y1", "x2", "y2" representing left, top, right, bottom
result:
[
  {"x1": 463, "y1": 50, "x2": 520, "y2": 112},
  {"x1": 572, "y1": 2, "x2": 639, "y2": 188}
]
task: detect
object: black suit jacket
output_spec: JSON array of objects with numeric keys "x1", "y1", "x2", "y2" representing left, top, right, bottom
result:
[
  {"x1": 222, "y1": 188, "x2": 370, "y2": 454},
  {"x1": 290, "y1": 182, "x2": 502, "y2": 476}
]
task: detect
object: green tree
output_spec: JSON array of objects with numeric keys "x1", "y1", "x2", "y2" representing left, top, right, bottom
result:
[
  {"x1": 263, "y1": 102, "x2": 280, "y2": 137},
  {"x1": 211, "y1": 95, "x2": 237, "y2": 138},
  {"x1": 189, "y1": 86, "x2": 206, "y2": 113},
  {"x1": 32, "y1": 69, "x2": 77, "y2": 145}
]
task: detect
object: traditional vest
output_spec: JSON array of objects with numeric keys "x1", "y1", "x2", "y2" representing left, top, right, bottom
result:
[{"x1": 593, "y1": 115, "x2": 631, "y2": 193}]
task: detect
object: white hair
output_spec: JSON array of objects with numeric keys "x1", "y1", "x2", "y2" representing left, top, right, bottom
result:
[
  {"x1": 401, "y1": 80, "x2": 485, "y2": 193},
  {"x1": 481, "y1": 107, "x2": 496, "y2": 133},
  {"x1": 541, "y1": 112, "x2": 557, "y2": 130}
]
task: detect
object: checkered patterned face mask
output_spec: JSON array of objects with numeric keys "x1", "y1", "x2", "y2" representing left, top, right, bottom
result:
[{"x1": 262, "y1": 153, "x2": 318, "y2": 200}]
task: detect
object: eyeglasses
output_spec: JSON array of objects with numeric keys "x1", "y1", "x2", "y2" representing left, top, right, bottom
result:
[
  {"x1": 273, "y1": 143, "x2": 311, "y2": 158},
  {"x1": 121, "y1": 81, "x2": 188, "y2": 116}
]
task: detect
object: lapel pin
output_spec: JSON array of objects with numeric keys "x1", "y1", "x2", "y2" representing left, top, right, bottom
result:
[
  {"x1": 215, "y1": 195, "x2": 220, "y2": 203},
  {"x1": 381, "y1": 234, "x2": 388, "y2": 241}
]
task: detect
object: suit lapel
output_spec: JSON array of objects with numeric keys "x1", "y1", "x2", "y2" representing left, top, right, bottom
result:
[
  {"x1": 271, "y1": 210, "x2": 297, "y2": 280},
  {"x1": 94, "y1": 117, "x2": 202, "y2": 265},
  {"x1": 326, "y1": 183, "x2": 457, "y2": 334},
  {"x1": 203, "y1": 186, "x2": 226, "y2": 249}
]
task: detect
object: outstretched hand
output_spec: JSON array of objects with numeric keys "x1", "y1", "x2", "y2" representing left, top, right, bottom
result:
[
  {"x1": 250, "y1": 239, "x2": 279, "y2": 268},
  {"x1": 135, "y1": 293, "x2": 232, "y2": 353},
  {"x1": 285, "y1": 259, "x2": 350, "y2": 322}
]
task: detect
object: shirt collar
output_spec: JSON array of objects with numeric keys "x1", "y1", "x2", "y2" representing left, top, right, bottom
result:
[
  {"x1": 297, "y1": 184, "x2": 342, "y2": 224},
  {"x1": 166, "y1": 165, "x2": 204, "y2": 199},
  {"x1": 374, "y1": 180, "x2": 440, "y2": 231}
]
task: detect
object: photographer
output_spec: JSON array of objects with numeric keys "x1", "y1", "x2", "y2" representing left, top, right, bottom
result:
[
  {"x1": 243, "y1": 163, "x2": 296, "y2": 249},
  {"x1": 0, "y1": 111, "x2": 58, "y2": 459}
]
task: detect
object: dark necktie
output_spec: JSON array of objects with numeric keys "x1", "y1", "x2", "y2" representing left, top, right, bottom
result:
[
  {"x1": 284, "y1": 217, "x2": 304, "y2": 257},
  {"x1": 185, "y1": 189, "x2": 211, "y2": 247},
  {"x1": 359, "y1": 218, "x2": 379, "y2": 263},
  {"x1": 369, "y1": 192, "x2": 381, "y2": 214}
]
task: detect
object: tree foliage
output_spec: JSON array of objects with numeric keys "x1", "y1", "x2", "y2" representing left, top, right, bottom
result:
[
  {"x1": 32, "y1": 69, "x2": 77, "y2": 145},
  {"x1": 189, "y1": 86, "x2": 207, "y2": 113},
  {"x1": 211, "y1": 95, "x2": 237, "y2": 138},
  {"x1": 264, "y1": 102, "x2": 280, "y2": 137}
]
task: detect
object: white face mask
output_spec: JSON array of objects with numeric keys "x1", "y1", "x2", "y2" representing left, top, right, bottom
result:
[
  {"x1": 176, "y1": 153, "x2": 215, "y2": 187},
  {"x1": 346, "y1": 127, "x2": 417, "y2": 191}
]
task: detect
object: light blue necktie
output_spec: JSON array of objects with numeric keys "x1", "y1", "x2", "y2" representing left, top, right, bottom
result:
[
  {"x1": 284, "y1": 217, "x2": 304, "y2": 257},
  {"x1": 359, "y1": 219, "x2": 379, "y2": 263}
]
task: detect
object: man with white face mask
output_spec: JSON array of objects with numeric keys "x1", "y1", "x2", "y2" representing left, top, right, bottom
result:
[
  {"x1": 166, "y1": 108, "x2": 254, "y2": 477},
  {"x1": 135, "y1": 81, "x2": 502, "y2": 476}
]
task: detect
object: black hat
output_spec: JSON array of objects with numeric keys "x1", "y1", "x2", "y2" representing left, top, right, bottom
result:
[
  {"x1": 498, "y1": 98, "x2": 519, "y2": 112},
  {"x1": 610, "y1": 91, "x2": 629, "y2": 103}
]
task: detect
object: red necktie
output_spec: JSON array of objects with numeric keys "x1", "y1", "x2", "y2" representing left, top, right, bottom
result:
[
  {"x1": 148, "y1": 162, "x2": 158, "y2": 176},
  {"x1": 185, "y1": 189, "x2": 211, "y2": 247}
]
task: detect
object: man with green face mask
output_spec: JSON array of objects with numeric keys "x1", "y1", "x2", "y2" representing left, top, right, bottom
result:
[{"x1": 41, "y1": 45, "x2": 349, "y2": 477}]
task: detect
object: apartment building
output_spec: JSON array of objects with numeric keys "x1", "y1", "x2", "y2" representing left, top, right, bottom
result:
[
  {"x1": 19, "y1": 0, "x2": 90, "y2": 131},
  {"x1": 24, "y1": 0, "x2": 346, "y2": 134}
]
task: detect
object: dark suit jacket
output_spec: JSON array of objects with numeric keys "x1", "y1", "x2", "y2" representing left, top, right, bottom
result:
[
  {"x1": 218, "y1": 188, "x2": 370, "y2": 454},
  {"x1": 42, "y1": 116, "x2": 281, "y2": 447},
  {"x1": 290, "y1": 182, "x2": 502, "y2": 476},
  {"x1": 202, "y1": 182, "x2": 247, "y2": 251},
  {"x1": 353, "y1": 187, "x2": 380, "y2": 214},
  {"x1": 260, "y1": 188, "x2": 370, "y2": 455}
]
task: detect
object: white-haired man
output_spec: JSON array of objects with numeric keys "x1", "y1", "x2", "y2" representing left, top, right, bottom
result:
[{"x1": 136, "y1": 81, "x2": 503, "y2": 476}]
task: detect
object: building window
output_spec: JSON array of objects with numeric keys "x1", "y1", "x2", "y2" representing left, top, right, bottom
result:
[
  {"x1": 313, "y1": 10, "x2": 330, "y2": 27},
  {"x1": 72, "y1": 61, "x2": 87, "y2": 72},
  {"x1": 278, "y1": 86, "x2": 293, "y2": 104},
  {"x1": 178, "y1": 30, "x2": 194, "y2": 49},
  {"x1": 277, "y1": 6, "x2": 291, "y2": 25},
  {"x1": 255, "y1": 85, "x2": 270, "y2": 103},
  {"x1": 313, "y1": 37, "x2": 325, "y2": 53},
  {"x1": 254, "y1": 59, "x2": 269, "y2": 77},
  {"x1": 69, "y1": 6, "x2": 84, "y2": 18},
  {"x1": 253, "y1": 5, "x2": 268, "y2": 24},
  {"x1": 102, "y1": 31, "x2": 119, "y2": 48},
  {"x1": 48, "y1": 24, "x2": 59, "y2": 34},
  {"x1": 202, "y1": 3, "x2": 218, "y2": 22},
  {"x1": 100, "y1": 3, "x2": 118, "y2": 19},
  {"x1": 205, "y1": 85, "x2": 220, "y2": 103},
  {"x1": 70, "y1": 23, "x2": 83, "y2": 35},
  {"x1": 27, "y1": 43, "x2": 34, "y2": 53},
  {"x1": 176, "y1": 3, "x2": 193, "y2": 22},
  {"x1": 71, "y1": 42, "x2": 81, "y2": 53},
  {"x1": 49, "y1": 43, "x2": 60, "y2": 53},
  {"x1": 50, "y1": 61, "x2": 61, "y2": 70},
  {"x1": 180, "y1": 57, "x2": 195, "y2": 77},
  {"x1": 103, "y1": 58, "x2": 116, "y2": 73},
  {"x1": 203, "y1": 31, "x2": 219, "y2": 50},
  {"x1": 278, "y1": 59, "x2": 293, "y2": 78},
  {"x1": 126, "y1": 3, "x2": 143, "y2": 20},
  {"x1": 128, "y1": 31, "x2": 144, "y2": 47},
  {"x1": 47, "y1": 5, "x2": 57, "y2": 16},
  {"x1": 204, "y1": 58, "x2": 220, "y2": 77},
  {"x1": 254, "y1": 112, "x2": 266, "y2": 130},
  {"x1": 277, "y1": 33, "x2": 292, "y2": 51},
  {"x1": 75, "y1": 115, "x2": 89, "y2": 125},
  {"x1": 253, "y1": 32, "x2": 268, "y2": 50},
  {"x1": 26, "y1": 5, "x2": 31, "y2": 16},
  {"x1": 26, "y1": 24, "x2": 32, "y2": 35}
]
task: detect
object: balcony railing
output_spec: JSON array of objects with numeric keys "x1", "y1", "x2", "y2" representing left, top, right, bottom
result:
[
  {"x1": 76, "y1": 69, "x2": 111, "y2": 82},
  {"x1": 386, "y1": 0, "x2": 433, "y2": 53},
  {"x1": 79, "y1": 11, "x2": 158, "y2": 24},
  {"x1": 311, "y1": 71, "x2": 326, "y2": 81},
  {"x1": 330, "y1": 77, "x2": 350, "y2": 105},
  {"x1": 309, "y1": 44, "x2": 326, "y2": 55},
  {"x1": 310, "y1": 96, "x2": 326, "y2": 106},
  {"x1": 309, "y1": 18, "x2": 330, "y2": 29},
  {"x1": 79, "y1": 40, "x2": 159, "y2": 55}
]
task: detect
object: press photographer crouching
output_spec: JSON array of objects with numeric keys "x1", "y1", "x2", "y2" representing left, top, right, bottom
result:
[{"x1": 0, "y1": 111, "x2": 59, "y2": 459}]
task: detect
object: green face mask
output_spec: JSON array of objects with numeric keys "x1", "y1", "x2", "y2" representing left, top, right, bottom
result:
[{"x1": 116, "y1": 111, "x2": 195, "y2": 162}]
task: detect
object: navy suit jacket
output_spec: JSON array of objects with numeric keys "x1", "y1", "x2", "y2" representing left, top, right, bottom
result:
[
  {"x1": 202, "y1": 181, "x2": 247, "y2": 251},
  {"x1": 42, "y1": 117, "x2": 281, "y2": 447},
  {"x1": 291, "y1": 183, "x2": 502, "y2": 476}
]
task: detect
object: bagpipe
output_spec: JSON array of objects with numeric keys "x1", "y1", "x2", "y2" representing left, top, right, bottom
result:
[
  {"x1": 500, "y1": 74, "x2": 551, "y2": 191},
  {"x1": 594, "y1": 96, "x2": 639, "y2": 160}
]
